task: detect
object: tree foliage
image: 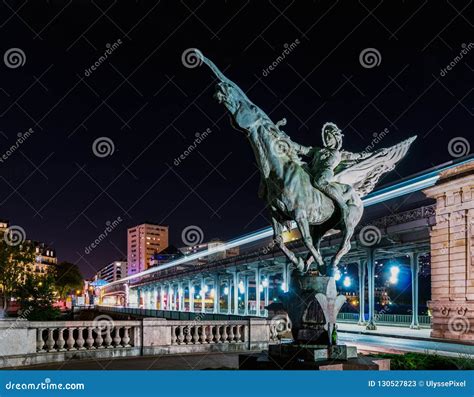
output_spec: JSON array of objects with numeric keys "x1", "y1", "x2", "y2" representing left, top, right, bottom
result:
[
  {"x1": 16, "y1": 273, "x2": 60, "y2": 320},
  {"x1": 53, "y1": 261, "x2": 83, "y2": 299},
  {"x1": 0, "y1": 241, "x2": 35, "y2": 311}
]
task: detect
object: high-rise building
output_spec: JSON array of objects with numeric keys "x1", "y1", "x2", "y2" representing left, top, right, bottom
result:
[
  {"x1": 95, "y1": 261, "x2": 127, "y2": 283},
  {"x1": 127, "y1": 223, "x2": 168, "y2": 275}
]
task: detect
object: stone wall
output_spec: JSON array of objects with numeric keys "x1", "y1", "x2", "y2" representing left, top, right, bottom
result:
[
  {"x1": 425, "y1": 161, "x2": 474, "y2": 341},
  {"x1": 0, "y1": 317, "x2": 276, "y2": 368}
]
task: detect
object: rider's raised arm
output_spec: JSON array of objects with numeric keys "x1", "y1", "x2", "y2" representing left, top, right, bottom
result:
[{"x1": 341, "y1": 150, "x2": 371, "y2": 160}]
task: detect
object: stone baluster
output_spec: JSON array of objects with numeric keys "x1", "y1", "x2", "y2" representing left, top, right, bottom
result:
[
  {"x1": 95, "y1": 328, "x2": 104, "y2": 349},
  {"x1": 122, "y1": 327, "x2": 131, "y2": 347},
  {"x1": 235, "y1": 325, "x2": 241, "y2": 342},
  {"x1": 228, "y1": 325, "x2": 235, "y2": 343},
  {"x1": 192, "y1": 326, "x2": 199, "y2": 344},
  {"x1": 200, "y1": 325, "x2": 207, "y2": 344},
  {"x1": 104, "y1": 326, "x2": 113, "y2": 348},
  {"x1": 46, "y1": 328, "x2": 56, "y2": 351},
  {"x1": 171, "y1": 325, "x2": 177, "y2": 345},
  {"x1": 207, "y1": 326, "x2": 215, "y2": 343},
  {"x1": 185, "y1": 326, "x2": 192, "y2": 344},
  {"x1": 76, "y1": 327, "x2": 85, "y2": 350},
  {"x1": 36, "y1": 328, "x2": 45, "y2": 352},
  {"x1": 66, "y1": 327, "x2": 76, "y2": 351},
  {"x1": 86, "y1": 327, "x2": 95, "y2": 349},
  {"x1": 221, "y1": 325, "x2": 228, "y2": 343},
  {"x1": 113, "y1": 327, "x2": 122, "y2": 347},
  {"x1": 178, "y1": 326, "x2": 185, "y2": 344},
  {"x1": 215, "y1": 325, "x2": 222, "y2": 343},
  {"x1": 56, "y1": 328, "x2": 66, "y2": 351}
]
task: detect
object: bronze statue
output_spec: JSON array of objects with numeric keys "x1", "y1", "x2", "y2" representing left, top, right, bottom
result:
[{"x1": 197, "y1": 51, "x2": 416, "y2": 276}]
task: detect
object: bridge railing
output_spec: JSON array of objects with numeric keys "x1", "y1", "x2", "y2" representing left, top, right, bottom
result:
[
  {"x1": 94, "y1": 305, "x2": 255, "y2": 321},
  {"x1": 0, "y1": 317, "x2": 275, "y2": 368},
  {"x1": 337, "y1": 312, "x2": 431, "y2": 327}
]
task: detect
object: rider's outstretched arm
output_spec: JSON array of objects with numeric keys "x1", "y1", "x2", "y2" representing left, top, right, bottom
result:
[{"x1": 341, "y1": 150, "x2": 371, "y2": 160}]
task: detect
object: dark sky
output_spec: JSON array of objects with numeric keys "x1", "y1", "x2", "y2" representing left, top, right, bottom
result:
[{"x1": 0, "y1": 1, "x2": 472, "y2": 277}]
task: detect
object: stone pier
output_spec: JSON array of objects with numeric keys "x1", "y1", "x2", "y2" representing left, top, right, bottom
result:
[{"x1": 425, "y1": 161, "x2": 474, "y2": 341}]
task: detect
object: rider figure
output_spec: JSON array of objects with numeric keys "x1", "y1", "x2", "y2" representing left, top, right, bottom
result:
[{"x1": 305, "y1": 123, "x2": 370, "y2": 219}]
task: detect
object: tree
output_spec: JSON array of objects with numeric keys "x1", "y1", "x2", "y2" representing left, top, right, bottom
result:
[
  {"x1": 0, "y1": 240, "x2": 35, "y2": 312},
  {"x1": 16, "y1": 273, "x2": 60, "y2": 320},
  {"x1": 53, "y1": 261, "x2": 83, "y2": 299}
]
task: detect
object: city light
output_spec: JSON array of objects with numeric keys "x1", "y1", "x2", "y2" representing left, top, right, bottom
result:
[
  {"x1": 238, "y1": 281, "x2": 245, "y2": 294},
  {"x1": 202, "y1": 285, "x2": 209, "y2": 293},
  {"x1": 343, "y1": 276, "x2": 351, "y2": 287},
  {"x1": 389, "y1": 265, "x2": 400, "y2": 284},
  {"x1": 223, "y1": 287, "x2": 229, "y2": 295},
  {"x1": 190, "y1": 286, "x2": 195, "y2": 294},
  {"x1": 335, "y1": 270, "x2": 341, "y2": 281},
  {"x1": 281, "y1": 282, "x2": 287, "y2": 292},
  {"x1": 262, "y1": 278, "x2": 269, "y2": 288},
  {"x1": 210, "y1": 288, "x2": 215, "y2": 298}
]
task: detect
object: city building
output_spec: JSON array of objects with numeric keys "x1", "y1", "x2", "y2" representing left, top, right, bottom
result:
[
  {"x1": 95, "y1": 261, "x2": 127, "y2": 283},
  {"x1": 149, "y1": 245, "x2": 183, "y2": 267},
  {"x1": 32, "y1": 242, "x2": 57, "y2": 273},
  {"x1": 179, "y1": 239, "x2": 240, "y2": 264},
  {"x1": 127, "y1": 223, "x2": 169, "y2": 275}
]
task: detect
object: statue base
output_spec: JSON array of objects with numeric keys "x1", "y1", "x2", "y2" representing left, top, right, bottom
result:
[
  {"x1": 239, "y1": 346, "x2": 390, "y2": 370},
  {"x1": 268, "y1": 343, "x2": 358, "y2": 362}
]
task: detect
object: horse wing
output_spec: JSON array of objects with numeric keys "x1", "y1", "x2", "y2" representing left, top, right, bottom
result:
[{"x1": 333, "y1": 136, "x2": 417, "y2": 198}]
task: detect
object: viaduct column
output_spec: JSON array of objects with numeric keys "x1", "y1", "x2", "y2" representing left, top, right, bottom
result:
[
  {"x1": 213, "y1": 275, "x2": 220, "y2": 314},
  {"x1": 233, "y1": 272, "x2": 239, "y2": 315},
  {"x1": 244, "y1": 275, "x2": 249, "y2": 315},
  {"x1": 410, "y1": 252, "x2": 421, "y2": 329},
  {"x1": 357, "y1": 260, "x2": 366, "y2": 325},
  {"x1": 366, "y1": 248, "x2": 377, "y2": 330},
  {"x1": 189, "y1": 280, "x2": 195, "y2": 312},
  {"x1": 255, "y1": 268, "x2": 262, "y2": 317},
  {"x1": 424, "y1": 161, "x2": 474, "y2": 341}
]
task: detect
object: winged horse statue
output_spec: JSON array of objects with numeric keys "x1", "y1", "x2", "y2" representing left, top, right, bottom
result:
[{"x1": 195, "y1": 51, "x2": 416, "y2": 275}]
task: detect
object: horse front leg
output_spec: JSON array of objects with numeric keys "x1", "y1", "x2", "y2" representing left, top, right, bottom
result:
[
  {"x1": 271, "y1": 216, "x2": 304, "y2": 272},
  {"x1": 295, "y1": 214, "x2": 325, "y2": 272}
]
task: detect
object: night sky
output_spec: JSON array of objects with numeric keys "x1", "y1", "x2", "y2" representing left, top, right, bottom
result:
[{"x1": 0, "y1": 1, "x2": 472, "y2": 277}]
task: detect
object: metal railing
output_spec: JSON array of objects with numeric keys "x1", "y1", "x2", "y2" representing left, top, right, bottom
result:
[{"x1": 337, "y1": 312, "x2": 431, "y2": 327}]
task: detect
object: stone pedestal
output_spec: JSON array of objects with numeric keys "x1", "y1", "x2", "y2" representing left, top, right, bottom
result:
[
  {"x1": 284, "y1": 273, "x2": 332, "y2": 345},
  {"x1": 424, "y1": 161, "x2": 474, "y2": 341}
]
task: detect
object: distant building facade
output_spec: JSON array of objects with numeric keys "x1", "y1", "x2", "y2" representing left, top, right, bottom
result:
[
  {"x1": 127, "y1": 223, "x2": 169, "y2": 275},
  {"x1": 95, "y1": 261, "x2": 127, "y2": 283}
]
